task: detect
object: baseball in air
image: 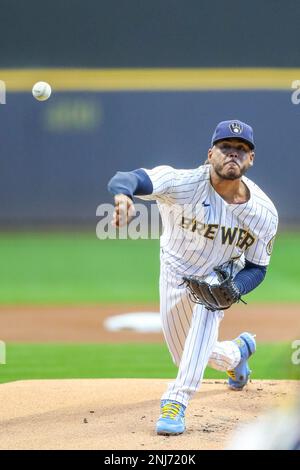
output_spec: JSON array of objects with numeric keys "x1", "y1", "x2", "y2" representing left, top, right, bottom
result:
[{"x1": 32, "y1": 81, "x2": 52, "y2": 101}]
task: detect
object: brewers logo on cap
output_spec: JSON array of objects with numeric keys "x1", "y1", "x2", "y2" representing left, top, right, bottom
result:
[{"x1": 229, "y1": 122, "x2": 243, "y2": 134}]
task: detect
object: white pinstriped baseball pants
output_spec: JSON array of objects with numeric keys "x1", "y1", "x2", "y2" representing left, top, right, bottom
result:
[{"x1": 160, "y1": 262, "x2": 241, "y2": 407}]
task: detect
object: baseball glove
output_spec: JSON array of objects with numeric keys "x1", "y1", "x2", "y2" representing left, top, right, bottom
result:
[{"x1": 181, "y1": 265, "x2": 246, "y2": 311}]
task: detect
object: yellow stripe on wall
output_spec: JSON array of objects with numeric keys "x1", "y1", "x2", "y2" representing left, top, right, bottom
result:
[{"x1": 0, "y1": 68, "x2": 299, "y2": 91}]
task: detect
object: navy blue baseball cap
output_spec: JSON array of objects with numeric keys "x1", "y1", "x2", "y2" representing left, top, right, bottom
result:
[{"x1": 211, "y1": 120, "x2": 255, "y2": 150}]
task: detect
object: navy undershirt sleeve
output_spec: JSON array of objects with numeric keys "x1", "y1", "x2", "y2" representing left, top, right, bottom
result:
[
  {"x1": 234, "y1": 260, "x2": 267, "y2": 295},
  {"x1": 107, "y1": 169, "x2": 153, "y2": 198}
]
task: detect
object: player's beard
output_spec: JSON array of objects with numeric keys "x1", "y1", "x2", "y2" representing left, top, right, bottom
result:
[{"x1": 214, "y1": 161, "x2": 248, "y2": 180}]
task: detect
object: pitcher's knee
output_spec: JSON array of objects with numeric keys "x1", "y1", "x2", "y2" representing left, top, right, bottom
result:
[{"x1": 208, "y1": 353, "x2": 228, "y2": 371}]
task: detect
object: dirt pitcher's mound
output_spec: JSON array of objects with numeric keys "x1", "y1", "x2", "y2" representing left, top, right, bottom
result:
[{"x1": 0, "y1": 379, "x2": 299, "y2": 450}]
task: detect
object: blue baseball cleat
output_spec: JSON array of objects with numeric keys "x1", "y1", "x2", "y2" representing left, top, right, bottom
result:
[
  {"x1": 156, "y1": 400, "x2": 186, "y2": 435},
  {"x1": 227, "y1": 332, "x2": 256, "y2": 390}
]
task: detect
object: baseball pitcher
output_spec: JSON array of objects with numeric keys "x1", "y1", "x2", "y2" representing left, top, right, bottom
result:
[{"x1": 108, "y1": 120, "x2": 278, "y2": 436}]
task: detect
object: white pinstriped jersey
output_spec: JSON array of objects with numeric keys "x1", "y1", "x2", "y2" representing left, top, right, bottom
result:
[{"x1": 137, "y1": 164, "x2": 278, "y2": 277}]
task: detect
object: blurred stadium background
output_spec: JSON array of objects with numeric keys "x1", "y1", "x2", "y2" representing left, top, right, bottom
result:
[{"x1": 0, "y1": 0, "x2": 299, "y2": 384}]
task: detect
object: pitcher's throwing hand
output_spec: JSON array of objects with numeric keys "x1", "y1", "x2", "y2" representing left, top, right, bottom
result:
[{"x1": 112, "y1": 194, "x2": 136, "y2": 227}]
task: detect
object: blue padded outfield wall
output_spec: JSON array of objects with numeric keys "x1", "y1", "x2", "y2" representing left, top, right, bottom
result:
[
  {"x1": 1, "y1": 0, "x2": 299, "y2": 227},
  {"x1": 0, "y1": 89, "x2": 299, "y2": 226}
]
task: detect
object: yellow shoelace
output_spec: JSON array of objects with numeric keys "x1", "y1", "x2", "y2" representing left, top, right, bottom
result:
[
  {"x1": 227, "y1": 370, "x2": 236, "y2": 380},
  {"x1": 161, "y1": 403, "x2": 181, "y2": 420}
]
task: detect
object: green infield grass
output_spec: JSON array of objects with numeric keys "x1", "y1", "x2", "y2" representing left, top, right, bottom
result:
[
  {"x1": 0, "y1": 231, "x2": 299, "y2": 304},
  {"x1": 0, "y1": 342, "x2": 299, "y2": 384}
]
